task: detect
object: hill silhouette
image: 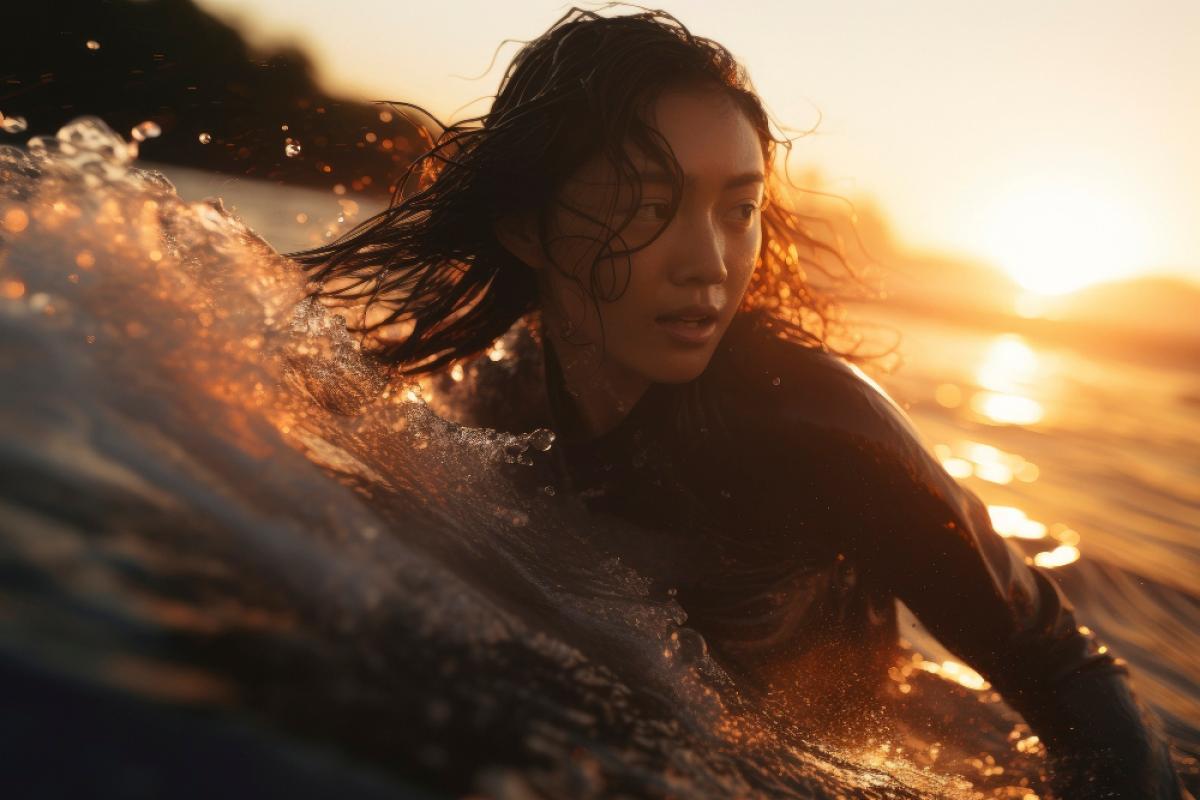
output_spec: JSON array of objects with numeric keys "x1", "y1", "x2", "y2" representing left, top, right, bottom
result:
[{"x1": 2, "y1": 0, "x2": 426, "y2": 195}]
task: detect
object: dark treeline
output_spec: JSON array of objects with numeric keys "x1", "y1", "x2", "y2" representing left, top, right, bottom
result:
[{"x1": 2, "y1": 0, "x2": 428, "y2": 196}]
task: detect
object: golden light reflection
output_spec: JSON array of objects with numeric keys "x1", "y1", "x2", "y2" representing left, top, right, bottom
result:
[
  {"x1": 970, "y1": 392, "x2": 1044, "y2": 426},
  {"x1": 986, "y1": 505, "x2": 1048, "y2": 540},
  {"x1": 1016, "y1": 462, "x2": 1040, "y2": 482},
  {"x1": 934, "y1": 382, "x2": 962, "y2": 408},
  {"x1": 973, "y1": 462, "x2": 1012, "y2": 485},
  {"x1": 934, "y1": 440, "x2": 1039, "y2": 485},
  {"x1": 1050, "y1": 524, "x2": 1080, "y2": 546},
  {"x1": 918, "y1": 659, "x2": 990, "y2": 692},
  {"x1": 976, "y1": 335, "x2": 1037, "y2": 394},
  {"x1": 941, "y1": 457, "x2": 973, "y2": 479},
  {"x1": 987, "y1": 508, "x2": 1084, "y2": 568},
  {"x1": 486, "y1": 339, "x2": 507, "y2": 362},
  {"x1": 966, "y1": 334, "x2": 1046, "y2": 426},
  {"x1": 1033, "y1": 544, "x2": 1081, "y2": 568}
]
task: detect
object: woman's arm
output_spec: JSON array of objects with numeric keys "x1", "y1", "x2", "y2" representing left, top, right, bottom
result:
[
  {"x1": 875, "y1": 470, "x2": 1183, "y2": 799},
  {"x1": 752, "y1": 342, "x2": 1185, "y2": 798}
]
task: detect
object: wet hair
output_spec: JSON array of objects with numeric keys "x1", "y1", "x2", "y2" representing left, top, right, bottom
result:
[{"x1": 292, "y1": 5, "x2": 873, "y2": 376}]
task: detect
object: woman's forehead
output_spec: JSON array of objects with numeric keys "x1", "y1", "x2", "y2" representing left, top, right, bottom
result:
[
  {"x1": 561, "y1": 90, "x2": 758, "y2": 194},
  {"x1": 564, "y1": 140, "x2": 763, "y2": 199}
]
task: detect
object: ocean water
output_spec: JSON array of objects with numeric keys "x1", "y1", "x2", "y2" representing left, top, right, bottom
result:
[
  {"x1": 866, "y1": 308, "x2": 1200, "y2": 756},
  {"x1": 0, "y1": 118, "x2": 1195, "y2": 798}
]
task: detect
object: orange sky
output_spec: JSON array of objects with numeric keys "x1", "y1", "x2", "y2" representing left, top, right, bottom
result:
[{"x1": 197, "y1": 0, "x2": 1200, "y2": 296}]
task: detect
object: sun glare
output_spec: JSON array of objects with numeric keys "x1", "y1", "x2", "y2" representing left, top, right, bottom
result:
[{"x1": 977, "y1": 179, "x2": 1149, "y2": 296}]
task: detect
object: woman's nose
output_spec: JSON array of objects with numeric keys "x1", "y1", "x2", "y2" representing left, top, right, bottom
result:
[{"x1": 670, "y1": 216, "x2": 728, "y2": 286}]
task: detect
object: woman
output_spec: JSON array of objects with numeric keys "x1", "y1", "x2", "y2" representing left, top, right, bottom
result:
[{"x1": 295, "y1": 9, "x2": 1184, "y2": 798}]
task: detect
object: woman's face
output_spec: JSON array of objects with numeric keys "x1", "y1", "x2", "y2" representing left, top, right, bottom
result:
[{"x1": 538, "y1": 88, "x2": 766, "y2": 391}]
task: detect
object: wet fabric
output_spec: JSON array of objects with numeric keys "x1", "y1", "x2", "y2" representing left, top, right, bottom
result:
[{"x1": 437, "y1": 308, "x2": 1183, "y2": 799}]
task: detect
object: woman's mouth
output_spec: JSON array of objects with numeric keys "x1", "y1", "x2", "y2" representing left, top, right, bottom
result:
[{"x1": 655, "y1": 313, "x2": 718, "y2": 344}]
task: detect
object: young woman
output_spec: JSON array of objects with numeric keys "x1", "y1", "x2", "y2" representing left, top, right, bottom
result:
[{"x1": 295, "y1": 9, "x2": 1184, "y2": 798}]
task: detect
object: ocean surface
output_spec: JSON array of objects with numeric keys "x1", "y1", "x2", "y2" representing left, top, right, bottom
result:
[{"x1": 1, "y1": 119, "x2": 1196, "y2": 798}]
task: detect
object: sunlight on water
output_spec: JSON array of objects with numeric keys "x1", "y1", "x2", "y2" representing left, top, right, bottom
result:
[
  {"x1": 970, "y1": 392, "x2": 1045, "y2": 426},
  {"x1": 986, "y1": 506, "x2": 1048, "y2": 540},
  {"x1": 976, "y1": 335, "x2": 1037, "y2": 393},
  {"x1": 933, "y1": 441, "x2": 1039, "y2": 485},
  {"x1": 964, "y1": 335, "x2": 1047, "y2": 426},
  {"x1": 985, "y1": 507, "x2": 1082, "y2": 568},
  {"x1": 1033, "y1": 545, "x2": 1081, "y2": 569}
]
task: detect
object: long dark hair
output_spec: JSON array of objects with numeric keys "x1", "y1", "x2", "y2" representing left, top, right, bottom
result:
[{"x1": 291, "y1": 6, "x2": 875, "y2": 377}]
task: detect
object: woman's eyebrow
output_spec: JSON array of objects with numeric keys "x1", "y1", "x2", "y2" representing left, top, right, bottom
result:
[{"x1": 638, "y1": 170, "x2": 765, "y2": 190}]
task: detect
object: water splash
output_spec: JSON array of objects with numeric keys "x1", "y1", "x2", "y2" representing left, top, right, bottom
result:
[
  {"x1": 1, "y1": 114, "x2": 28, "y2": 134},
  {"x1": 0, "y1": 116, "x2": 1062, "y2": 799},
  {"x1": 131, "y1": 120, "x2": 162, "y2": 142}
]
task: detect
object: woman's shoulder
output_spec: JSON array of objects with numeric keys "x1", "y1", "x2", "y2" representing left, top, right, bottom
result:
[
  {"x1": 706, "y1": 311, "x2": 962, "y2": 547},
  {"x1": 707, "y1": 309, "x2": 928, "y2": 463}
]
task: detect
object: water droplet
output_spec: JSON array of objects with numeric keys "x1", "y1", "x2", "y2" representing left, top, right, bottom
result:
[
  {"x1": 527, "y1": 428, "x2": 555, "y2": 452},
  {"x1": 771, "y1": 376, "x2": 781, "y2": 386},
  {"x1": 1, "y1": 115, "x2": 28, "y2": 134},
  {"x1": 284, "y1": 140, "x2": 302, "y2": 158},
  {"x1": 53, "y1": 117, "x2": 129, "y2": 163},
  {"x1": 667, "y1": 627, "x2": 708, "y2": 666},
  {"x1": 2, "y1": 206, "x2": 29, "y2": 233},
  {"x1": 198, "y1": 132, "x2": 212, "y2": 144},
  {"x1": 280, "y1": 123, "x2": 289, "y2": 132},
  {"x1": 85, "y1": 40, "x2": 101, "y2": 50},
  {"x1": 130, "y1": 120, "x2": 161, "y2": 142},
  {"x1": 542, "y1": 485, "x2": 556, "y2": 496},
  {"x1": 502, "y1": 442, "x2": 525, "y2": 463},
  {"x1": 0, "y1": 278, "x2": 25, "y2": 299}
]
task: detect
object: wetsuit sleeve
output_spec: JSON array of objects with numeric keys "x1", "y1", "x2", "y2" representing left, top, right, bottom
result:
[{"x1": 766, "y1": 351, "x2": 1184, "y2": 799}]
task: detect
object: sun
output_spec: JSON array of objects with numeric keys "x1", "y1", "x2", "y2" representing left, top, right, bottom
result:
[{"x1": 975, "y1": 178, "x2": 1149, "y2": 296}]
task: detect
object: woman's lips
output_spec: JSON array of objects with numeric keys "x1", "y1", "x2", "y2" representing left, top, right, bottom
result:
[{"x1": 655, "y1": 315, "x2": 718, "y2": 344}]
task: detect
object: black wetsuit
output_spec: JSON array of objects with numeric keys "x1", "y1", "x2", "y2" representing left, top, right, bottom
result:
[{"x1": 443, "y1": 308, "x2": 1183, "y2": 799}]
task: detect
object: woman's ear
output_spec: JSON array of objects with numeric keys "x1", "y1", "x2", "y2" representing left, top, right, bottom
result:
[{"x1": 493, "y1": 212, "x2": 545, "y2": 270}]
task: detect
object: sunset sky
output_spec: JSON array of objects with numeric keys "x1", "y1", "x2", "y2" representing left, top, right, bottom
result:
[{"x1": 196, "y1": 0, "x2": 1200, "y2": 296}]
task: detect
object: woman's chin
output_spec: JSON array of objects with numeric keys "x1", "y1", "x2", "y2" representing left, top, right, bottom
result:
[{"x1": 645, "y1": 351, "x2": 715, "y2": 384}]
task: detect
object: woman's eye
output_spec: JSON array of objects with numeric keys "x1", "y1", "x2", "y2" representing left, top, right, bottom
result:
[
  {"x1": 729, "y1": 202, "x2": 760, "y2": 226},
  {"x1": 633, "y1": 201, "x2": 672, "y2": 222},
  {"x1": 628, "y1": 201, "x2": 759, "y2": 226}
]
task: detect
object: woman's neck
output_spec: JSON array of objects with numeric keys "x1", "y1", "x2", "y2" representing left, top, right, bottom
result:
[{"x1": 541, "y1": 322, "x2": 651, "y2": 441}]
